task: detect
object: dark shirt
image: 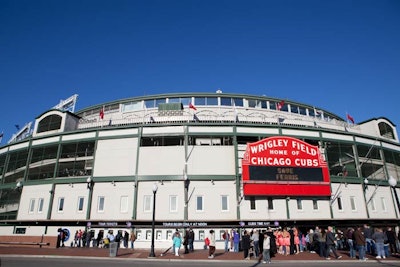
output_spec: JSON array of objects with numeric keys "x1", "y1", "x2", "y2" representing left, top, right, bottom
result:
[{"x1": 242, "y1": 234, "x2": 251, "y2": 250}]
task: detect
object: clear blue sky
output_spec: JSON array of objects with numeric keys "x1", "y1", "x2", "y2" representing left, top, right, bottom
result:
[{"x1": 1, "y1": 0, "x2": 399, "y2": 143}]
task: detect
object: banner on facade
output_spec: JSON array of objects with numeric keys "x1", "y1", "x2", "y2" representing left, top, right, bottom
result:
[{"x1": 242, "y1": 136, "x2": 331, "y2": 196}]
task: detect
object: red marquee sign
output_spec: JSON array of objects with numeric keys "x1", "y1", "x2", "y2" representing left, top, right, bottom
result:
[{"x1": 242, "y1": 136, "x2": 331, "y2": 197}]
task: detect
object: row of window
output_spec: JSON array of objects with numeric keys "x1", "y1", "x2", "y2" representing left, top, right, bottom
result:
[
  {"x1": 27, "y1": 194, "x2": 389, "y2": 215},
  {"x1": 117, "y1": 97, "x2": 337, "y2": 121}
]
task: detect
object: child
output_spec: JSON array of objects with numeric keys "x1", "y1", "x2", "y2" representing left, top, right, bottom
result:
[{"x1": 173, "y1": 232, "x2": 182, "y2": 256}]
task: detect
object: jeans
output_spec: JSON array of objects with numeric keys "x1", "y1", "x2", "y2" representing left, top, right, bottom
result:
[
  {"x1": 263, "y1": 249, "x2": 271, "y2": 263},
  {"x1": 234, "y1": 242, "x2": 239, "y2": 252},
  {"x1": 253, "y1": 241, "x2": 259, "y2": 257},
  {"x1": 375, "y1": 242, "x2": 385, "y2": 257},
  {"x1": 188, "y1": 239, "x2": 194, "y2": 251},
  {"x1": 357, "y1": 245, "x2": 366, "y2": 260},
  {"x1": 224, "y1": 240, "x2": 229, "y2": 252},
  {"x1": 347, "y1": 239, "x2": 356, "y2": 258}
]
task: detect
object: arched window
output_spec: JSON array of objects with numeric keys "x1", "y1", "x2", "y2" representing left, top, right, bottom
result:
[
  {"x1": 37, "y1": 114, "x2": 62, "y2": 133},
  {"x1": 378, "y1": 122, "x2": 395, "y2": 140}
]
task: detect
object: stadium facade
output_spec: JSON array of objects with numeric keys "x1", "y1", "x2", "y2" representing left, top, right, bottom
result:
[{"x1": 0, "y1": 92, "x2": 399, "y2": 248}]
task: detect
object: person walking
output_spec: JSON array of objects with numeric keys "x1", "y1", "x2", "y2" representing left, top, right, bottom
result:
[
  {"x1": 325, "y1": 226, "x2": 342, "y2": 260},
  {"x1": 208, "y1": 230, "x2": 216, "y2": 259}
]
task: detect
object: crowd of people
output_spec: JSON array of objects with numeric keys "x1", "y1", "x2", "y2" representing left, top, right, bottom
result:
[
  {"x1": 56, "y1": 224, "x2": 400, "y2": 262},
  {"x1": 56, "y1": 228, "x2": 137, "y2": 249}
]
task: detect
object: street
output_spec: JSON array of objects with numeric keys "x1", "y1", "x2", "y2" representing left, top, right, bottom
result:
[{"x1": 2, "y1": 256, "x2": 400, "y2": 267}]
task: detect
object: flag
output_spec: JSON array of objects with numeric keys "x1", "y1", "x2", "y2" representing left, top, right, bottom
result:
[
  {"x1": 99, "y1": 106, "x2": 104, "y2": 119},
  {"x1": 232, "y1": 99, "x2": 239, "y2": 122},
  {"x1": 0, "y1": 132, "x2": 3, "y2": 144},
  {"x1": 193, "y1": 114, "x2": 200, "y2": 122},
  {"x1": 347, "y1": 113, "x2": 354, "y2": 124},
  {"x1": 189, "y1": 103, "x2": 197, "y2": 111},
  {"x1": 277, "y1": 100, "x2": 285, "y2": 111},
  {"x1": 15, "y1": 124, "x2": 20, "y2": 130}
]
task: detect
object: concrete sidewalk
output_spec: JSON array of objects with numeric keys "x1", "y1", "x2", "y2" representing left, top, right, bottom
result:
[{"x1": 0, "y1": 245, "x2": 399, "y2": 262}]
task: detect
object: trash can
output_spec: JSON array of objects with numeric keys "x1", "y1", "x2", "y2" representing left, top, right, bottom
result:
[{"x1": 109, "y1": 242, "x2": 118, "y2": 257}]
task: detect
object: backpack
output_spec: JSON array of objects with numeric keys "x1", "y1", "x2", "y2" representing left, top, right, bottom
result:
[{"x1": 205, "y1": 237, "x2": 210, "y2": 246}]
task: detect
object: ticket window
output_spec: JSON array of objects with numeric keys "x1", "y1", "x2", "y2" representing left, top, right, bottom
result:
[
  {"x1": 199, "y1": 230, "x2": 205, "y2": 240},
  {"x1": 219, "y1": 230, "x2": 225, "y2": 240},
  {"x1": 146, "y1": 230, "x2": 151, "y2": 240},
  {"x1": 167, "y1": 230, "x2": 172, "y2": 240},
  {"x1": 156, "y1": 230, "x2": 162, "y2": 240}
]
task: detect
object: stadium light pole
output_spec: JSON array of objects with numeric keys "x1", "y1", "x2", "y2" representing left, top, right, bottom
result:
[
  {"x1": 388, "y1": 176, "x2": 400, "y2": 216},
  {"x1": 149, "y1": 183, "x2": 158, "y2": 258}
]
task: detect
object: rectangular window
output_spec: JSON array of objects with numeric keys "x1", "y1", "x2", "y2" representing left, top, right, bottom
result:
[
  {"x1": 58, "y1": 197, "x2": 64, "y2": 212},
  {"x1": 297, "y1": 199, "x2": 303, "y2": 210},
  {"x1": 120, "y1": 196, "x2": 128, "y2": 213},
  {"x1": 196, "y1": 196, "x2": 203, "y2": 211},
  {"x1": 38, "y1": 198, "x2": 44, "y2": 213},
  {"x1": 221, "y1": 195, "x2": 228, "y2": 211},
  {"x1": 370, "y1": 198, "x2": 376, "y2": 211},
  {"x1": 77, "y1": 197, "x2": 84, "y2": 212},
  {"x1": 98, "y1": 196, "x2": 105, "y2": 212},
  {"x1": 144, "y1": 195, "x2": 152, "y2": 212},
  {"x1": 250, "y1": 197, "x2": 256, "y2": 210},
  {"x1": 169, "y1": 195, "x2": 178, "y2": 212},
  {"x1": 381, "y1": 197, "x2": 387, "y2": 211},
  {"x1": 267, "y1": 198, "x2": 274, "y2": 210},
  {"x1": 337, "y1": 197, "x2": 343, "y2": 211},
  {"x1": 312, "y1": 199, "x2": 318, "y2": 210},
  {"x1": 29, "y1": 199, "x2": 35, "y2": 213},
  {"x1": 350, "y1": 196, "x2": 356, "y2": 211}
]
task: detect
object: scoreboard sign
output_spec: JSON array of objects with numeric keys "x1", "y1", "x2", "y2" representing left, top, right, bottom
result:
[{"x1": 242, "y1": 136, "x2": 331, "y2": 196}]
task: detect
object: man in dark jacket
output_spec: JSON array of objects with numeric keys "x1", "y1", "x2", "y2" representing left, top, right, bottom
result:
[
  {"x1": 325, "y1": 226, "x2": 342, "y2": 260},
  {"x1": 353, "y1": 226, "x2": 366, "y2": 261},
  {"x1": 386, "y1": 227, "x2": 398, "y2": 255}
]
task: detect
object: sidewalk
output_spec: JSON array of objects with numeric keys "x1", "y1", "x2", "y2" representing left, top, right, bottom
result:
[{"x1": 0, "y1": 245, "x2": 399, "y2": 262}]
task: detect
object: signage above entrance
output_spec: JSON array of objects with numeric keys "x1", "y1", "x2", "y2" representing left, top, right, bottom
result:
[{"x1": 242, "y1": 136, "x2": 331, "y2": 197}]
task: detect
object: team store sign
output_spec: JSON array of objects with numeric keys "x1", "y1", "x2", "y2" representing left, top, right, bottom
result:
[{"x1": 242, "y1": 136, "x2": 331, "y2": 197}]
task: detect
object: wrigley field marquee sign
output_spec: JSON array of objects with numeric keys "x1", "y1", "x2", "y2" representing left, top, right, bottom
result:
[{"x1": 241, "y1": 136, "x2": 331, "y2": 196}]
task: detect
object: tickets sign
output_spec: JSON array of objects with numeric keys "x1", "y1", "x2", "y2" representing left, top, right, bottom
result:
[{"x1": 242, "y1": 136, "x2": 331, "y2": 196}]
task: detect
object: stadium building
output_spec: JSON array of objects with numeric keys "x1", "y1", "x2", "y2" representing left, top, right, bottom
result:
[{"x1": 0, "y1": 91, "x2": 399, "y2": 248}]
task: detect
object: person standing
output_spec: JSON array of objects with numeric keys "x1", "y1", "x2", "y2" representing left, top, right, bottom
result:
[
  {"x1": 129, "y1": 230, "x2": 136, "y2": 249},
  {"x1": 242, "y1": 230, "x2": 252, "y2": 260},
  {"x1": 188, "y1": 228, "x2": 195, "y2": 252},
  {"x1": 123, "y1": 231, "x2": 129, "y2": 248},
  {"x1": 372, "y1": 227, "x2": 386, "y2": 259},
  {"x1": 325, "y1": 226, "x2": 342, "y2": 260},
  {"x1": 223, "y1": 229, "x2": 230, "y2": 252},
  {"x1": 353, "y1": 226, "x2": 367, "y2": 261},
  {"x1": 386, "y1": 227, "x2": 398, "y2": 256},
  {"x1": 346, "y1": 228, "x2": 356, "y2": 258},
  {"x1": 208, "y1": 230, "x2": 216, "y2": 259},
  {"x1": 183, "y1": 228, "x2": 189, "y2": 254},
  {"x1": 251, "y1": 229, "x2": 260, "y2": 257},
  {"x1": 262, "y1": 231, "x2": 271, "y2": 264},
  {"x1": 173, "y1": 231, "x2": 182, "y2": 256},
  {"x1": 233, "y1": 229, "x2": 240, "y2": 252}
]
